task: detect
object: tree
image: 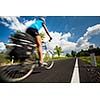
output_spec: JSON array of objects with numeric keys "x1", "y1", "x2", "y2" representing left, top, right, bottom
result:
[
  {"x1": 39, "y1": 32, "x2": 45, "y2": 40},
  {"x1": 66, "y1": 53, "x2": 71, "y2": 57},
  {"x1": 54, "y1": 45, "x2": 62, "y2": 57},
  {"x1": 71, "y1": 50, "x2": 76, "y2": 57}
]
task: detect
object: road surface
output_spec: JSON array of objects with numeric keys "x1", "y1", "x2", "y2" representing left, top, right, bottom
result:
[
  {"x1": 20, "y1": 58, "x2": 75, "y2": 83},
  {"x1": 0, "y1": 58, "x2": 100, "y2": 83}
]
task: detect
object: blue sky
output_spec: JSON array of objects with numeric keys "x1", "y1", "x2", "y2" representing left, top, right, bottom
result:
[{"x1": 0, "y1": 16, "x2": 100, "y2": 53}]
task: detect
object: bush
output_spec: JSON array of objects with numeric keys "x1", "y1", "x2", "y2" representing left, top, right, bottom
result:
[{"x1": 0, "y1": 53, "x2": 11, "y2": 65}]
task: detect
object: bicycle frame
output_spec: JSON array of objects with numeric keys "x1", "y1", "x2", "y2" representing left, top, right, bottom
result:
[{"x1": 42, "y1": 41, "x2": 54, "y2": 59}]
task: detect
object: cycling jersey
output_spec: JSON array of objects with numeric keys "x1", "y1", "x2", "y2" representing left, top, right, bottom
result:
[{"x1": 28, "y1": 19, "x2": 44, "y2": 31}]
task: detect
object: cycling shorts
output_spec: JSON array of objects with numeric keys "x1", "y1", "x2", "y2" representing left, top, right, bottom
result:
[{"x1": 26, "y1": 27, "x2": 39, "y2": 37}]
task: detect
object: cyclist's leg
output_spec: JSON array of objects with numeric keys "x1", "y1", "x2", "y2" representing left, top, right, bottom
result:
[
  {"x1": 35, "y1": 35, "x2": 48, "y2": 66},
  {"x1": 26, "y1": 28, "x2": 47, "y2": 66},
  {"x1": 26, "y1": 28, "x2": 43, "y2": 63},
  {"x1": 26, "y1": 27, "x2": 42, "y2": 61},
  {"x1": 35, "y1": 35, "x2": 43, "y2": 63}
]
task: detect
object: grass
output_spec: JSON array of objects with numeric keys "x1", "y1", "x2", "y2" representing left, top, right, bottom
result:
[
  {"x1": 80, "y1": 56, "x2": 100, "y2": 67},
  {"x1": 44, "y1": 56, "x2": 68, "y2": 62},
  {"x1": 0, "y1": 54, "x2": 10, "y2": 66},
  {"x1": 52, "y1": 56, "x2": 70, "y2": 60},
  {"x1": 96, "y1": 56, "x2": 100, "y2": 67},
  {"x1": 79, "y1": 56, "x2": 91, "y2": 64}
]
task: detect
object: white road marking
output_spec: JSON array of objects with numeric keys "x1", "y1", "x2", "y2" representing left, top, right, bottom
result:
[{"x1": 71, "y1": 58, "x2": 80, "y2": 83}]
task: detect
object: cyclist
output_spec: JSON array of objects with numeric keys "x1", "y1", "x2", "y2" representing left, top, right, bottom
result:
[{"x1": 26, "y1": 17, "x2": 52, "y2": 66}]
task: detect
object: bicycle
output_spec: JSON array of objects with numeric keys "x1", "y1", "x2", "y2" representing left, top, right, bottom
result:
[{"x1": 0, "y1": 32, "x2": 54, "y2": 82}]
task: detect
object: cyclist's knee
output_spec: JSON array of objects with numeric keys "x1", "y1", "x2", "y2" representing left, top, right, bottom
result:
[
  {"x1": 36, "y1": 36, "x2": 42, "y2": 47},
  {"x1": 37, "y1": 43, "x2": 42, "y2": 48}
]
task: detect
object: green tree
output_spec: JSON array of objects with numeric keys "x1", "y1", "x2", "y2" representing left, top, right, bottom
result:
[
  {"x1": 39, "y1": 32, "x2": 45, "y2": 40},
  {"x1": 66, "y1": 53, "x2": 71, "y2": 57},
  {"x1": 54, "y1": 45, "x2": 62, "y2": 57},
  {"x1": 71, "y1": 50, "x2": 76, "y2": 57}
]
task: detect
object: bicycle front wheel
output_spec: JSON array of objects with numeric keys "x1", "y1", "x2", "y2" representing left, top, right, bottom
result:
[
  {"x1": 44, "y1": 52, "x2": 54, "y2": 69},
  {"x1": 0, "y1": 62, "x2": 35, "y2": 82}
]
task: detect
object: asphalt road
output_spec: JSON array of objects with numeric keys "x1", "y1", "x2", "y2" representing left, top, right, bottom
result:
[
  {"x1": 78, "y1": 59, "x2": 100, "y2": 83},
  {"x1": 20, "y1": 58, "x2": 75, "y2": 83},
  {"x1": 0, "y1": 58, "x2": 100, "y2": 83}
]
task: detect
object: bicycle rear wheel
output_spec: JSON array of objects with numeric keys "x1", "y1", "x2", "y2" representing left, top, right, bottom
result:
[{"x1": 0, "y1": 62, "x2": 35, "y2": 82}]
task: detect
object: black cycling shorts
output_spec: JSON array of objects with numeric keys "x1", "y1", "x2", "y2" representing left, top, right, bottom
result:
[{"x1": 26, "y1": 27, "x2": 39, "y2": 37}]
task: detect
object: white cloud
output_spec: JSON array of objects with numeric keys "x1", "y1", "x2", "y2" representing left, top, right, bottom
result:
[
  {"x1": 76, "y1": 24, "x2": 100, "y2": 51},
  {"x1": 84, "y1": 24, "x2": 100, "y2": 39},
  {"x1": 43, "y1": 31, "x2": 76, "y2": 53},
  {"x1": 45, "y1": 24, "x2": 100, "y2": 54},
  {"x1": 0, "y1": 42, "x2": 6, "y2": 52},
  {"x1": 0, "y1": 21, "x2": 9, "y2": 27},
  {"x1": 0, "y1": 16, "x2": 35, "y2": 32},
  {"x1": 60, "y1": 32, "x2": 71, "y2": 41}
]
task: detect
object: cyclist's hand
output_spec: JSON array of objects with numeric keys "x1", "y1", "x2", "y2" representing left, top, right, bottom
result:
[{"x1": 49, "y1": 37, "x2": 52, "y2": 42}]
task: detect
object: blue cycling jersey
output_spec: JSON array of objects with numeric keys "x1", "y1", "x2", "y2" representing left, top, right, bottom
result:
[{"x1": 29, "y1": 19, "x2": 44, "y2": 31}]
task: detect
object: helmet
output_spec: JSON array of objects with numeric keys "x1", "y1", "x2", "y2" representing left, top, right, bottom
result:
[{"x1": 39, "y1": 17, "x2": 45, "y2": 23}]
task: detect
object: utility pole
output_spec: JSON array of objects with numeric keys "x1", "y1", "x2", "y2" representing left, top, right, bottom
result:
[{"x1": 89, "y1": 45, "x2": 97, "y2": 66}]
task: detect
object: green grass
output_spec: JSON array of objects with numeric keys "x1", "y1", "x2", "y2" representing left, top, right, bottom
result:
[
  {"x1": 79, "y1": 56, "x2": 91, "y2": 64},
  {"x1": 44, "y1": 56, "x2": 68, "y2": 61},
  {"x1": 52, "y1": 56, "x2": 70, "y2": 60},
  {"x1": 96, "y1": 56, "x2": 100, "y2": 67},
  {"x1": 80, "y1": 56, "x2": 100, "y2": 67},
  {"x1": 0, "y1": 53, "x2": 11, "y2": 66}
]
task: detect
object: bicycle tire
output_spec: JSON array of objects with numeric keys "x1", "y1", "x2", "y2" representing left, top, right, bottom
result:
[
  {"x1": 44, "y1": 60, "x2": 54, "y2": 69},
  {"x1": 0, "y1": 62, "x2": 35, "y2": 82},
  {"x1": 44, "y1": 51, "x2": 54, "y2": 69}
]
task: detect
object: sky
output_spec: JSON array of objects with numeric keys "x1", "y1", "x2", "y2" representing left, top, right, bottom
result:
[{"x1": 0, "y1": 16, "x2": 100, "y2": 54}]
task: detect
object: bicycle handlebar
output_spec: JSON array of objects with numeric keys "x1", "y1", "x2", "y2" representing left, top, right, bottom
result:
[{"x1": 42, "y1": 37, "x2": 52, "y2": 44}]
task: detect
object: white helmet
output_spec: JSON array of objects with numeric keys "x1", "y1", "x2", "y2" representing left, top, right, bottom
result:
[{"x1": 39, "y1": 17, "x2": 45, "y2": 23}]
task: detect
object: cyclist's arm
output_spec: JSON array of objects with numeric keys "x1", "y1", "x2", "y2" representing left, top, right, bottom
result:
[{"x1": 42, "y1": 23, "x2": 52, "y2": 40}]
